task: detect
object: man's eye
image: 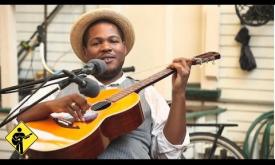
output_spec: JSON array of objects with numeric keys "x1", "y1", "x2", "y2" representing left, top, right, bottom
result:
[{"x1": 92, "y1": 42, "x2": 99, "y2": 46}]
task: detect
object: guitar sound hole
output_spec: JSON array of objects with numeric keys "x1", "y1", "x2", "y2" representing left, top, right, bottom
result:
[{"x1": 92, "y1": 101, "x2": 111, "y2": 111}]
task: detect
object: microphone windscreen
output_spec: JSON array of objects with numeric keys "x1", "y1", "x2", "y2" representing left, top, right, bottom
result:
[
  {"x1": 87, "y1": 59, "x2": 107, "y2": 75},
  {"x1": 79, "y1": 77, "x2": 100, "y2": 98}
]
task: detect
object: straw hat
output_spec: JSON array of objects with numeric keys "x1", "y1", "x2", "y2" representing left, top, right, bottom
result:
[{"x1": 70, "y1": 8, "x2": 135, "y2": 62}]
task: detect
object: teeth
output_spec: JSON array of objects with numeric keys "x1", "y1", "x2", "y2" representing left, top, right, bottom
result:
[{"x1": 104, "y1": 58, "x2": 113, "y2": 63}]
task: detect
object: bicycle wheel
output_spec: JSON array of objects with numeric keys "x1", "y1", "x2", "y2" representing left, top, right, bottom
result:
[{"x1": 182, "y1": 132, "x2": 245, "y2": 159}]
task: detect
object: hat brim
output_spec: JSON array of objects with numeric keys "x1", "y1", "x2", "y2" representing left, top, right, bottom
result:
[{"x1": 70, "y1": 8, "x2": 135, "y2": 62}]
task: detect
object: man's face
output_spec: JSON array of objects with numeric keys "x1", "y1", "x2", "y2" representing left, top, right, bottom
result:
[{"x1": 83, "y1": 22, "x2": 127, "y2": 79}]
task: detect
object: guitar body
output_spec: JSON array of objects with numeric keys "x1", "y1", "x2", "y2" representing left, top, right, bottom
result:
[
  {"x1": 12, "y1": 137, "x2": 20, "y2": 146},
  {"x1": 12, "y1": 133, "x2": 32, "y2": 145},
  {"x1": 25, "y1": 89, "x2": 144, "y2": 159}
]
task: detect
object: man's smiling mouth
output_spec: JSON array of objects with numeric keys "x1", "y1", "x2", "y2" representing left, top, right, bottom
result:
[{"x1": 100, "y1": 55, "x2": 116, "y2": 64}]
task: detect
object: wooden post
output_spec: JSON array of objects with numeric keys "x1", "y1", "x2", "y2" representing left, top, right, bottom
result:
[
  {"x1": 0, "y1": 5, "x2": 19, "y2": 109},
  {"x1": 200, "y1": 5, "x2": 220, "y2": 90}
]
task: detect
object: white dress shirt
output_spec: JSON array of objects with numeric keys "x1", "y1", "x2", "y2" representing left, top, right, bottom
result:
[{"x1": 7, "y1": 73, "x2": 189, "y2": 159}]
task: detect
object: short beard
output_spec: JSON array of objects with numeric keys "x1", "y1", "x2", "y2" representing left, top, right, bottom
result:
[{"x1": 94, "y1": 64, "x2": 123, "y2": 83}]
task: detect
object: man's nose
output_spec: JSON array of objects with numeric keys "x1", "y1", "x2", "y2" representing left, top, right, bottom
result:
[{"x1": 101, "y1": 42, "x2": 112, "y2": 52}]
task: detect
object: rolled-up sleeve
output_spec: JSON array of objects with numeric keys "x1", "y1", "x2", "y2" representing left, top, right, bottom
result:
[
  {"x1": 6, "y1": 82, "x2": 60, "y2": 133},
  {"x1": 144, "y1": 86, "x2": 190, "y2": 159},
  {"x1": 151, "y1": 127, "x2": 190, "y2": 159}
]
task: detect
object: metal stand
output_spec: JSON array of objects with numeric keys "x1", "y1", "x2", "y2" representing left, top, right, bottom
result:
[{"x1": 17, "y1": 5, "x2": 63, "y2": 72}]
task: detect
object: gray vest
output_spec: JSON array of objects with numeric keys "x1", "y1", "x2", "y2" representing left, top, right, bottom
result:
[
  {"x1": 56, "y1": 77, "x2": 153, "y2": 159},
  {"x1": 97, "y1": 77, "x2": 152, "y2": 159}
]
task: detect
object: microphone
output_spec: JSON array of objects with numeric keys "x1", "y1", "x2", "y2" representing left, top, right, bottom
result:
[
  {"x1": 76, "y1": 59, "x2": 107, "y2": 76},
  {"x1": 78, "y1": 77, "x2": 100, "y2": 97},
  {"x1": 62, "y1": 70, "x2": 100, "y2": 97}
]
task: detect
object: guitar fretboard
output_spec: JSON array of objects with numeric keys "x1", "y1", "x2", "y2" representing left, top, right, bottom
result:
[
  {"x1": 107, "y1": 51, "x2": 220, "y2": 103},
  {"x1": 108, "y1": 68, "x2": 175, "y2": 102}
]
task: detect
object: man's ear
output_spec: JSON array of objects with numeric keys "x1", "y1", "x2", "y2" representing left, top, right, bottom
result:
[{"x1": 123, "y1": 42, "x2": 128, "y2": 55}]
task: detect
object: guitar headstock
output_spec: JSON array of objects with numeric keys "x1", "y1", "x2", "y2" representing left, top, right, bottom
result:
[{"x1": 191, "y1": 52, "x2": 220, "y2": 65}]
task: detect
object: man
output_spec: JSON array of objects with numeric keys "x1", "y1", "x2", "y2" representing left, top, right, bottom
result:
[
  {"x1": 9, "y1": 8, "x2": 191, "y2": 159},
  {"x1": 12, "y1": 128, "x2": 25, "y2": 154}
]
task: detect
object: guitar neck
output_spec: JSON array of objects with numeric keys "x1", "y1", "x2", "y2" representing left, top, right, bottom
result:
[
  {"x1": 108, "y1": 51, "x2": 220, "y2": 102},
  {"x1": 108, "y1": 68, "x2": 175, "y2": 102}
]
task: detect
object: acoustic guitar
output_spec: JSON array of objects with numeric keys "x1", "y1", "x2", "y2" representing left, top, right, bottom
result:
[
  {"x1": 25, "y1": 52, "x2": 220, "y2": 159},
  {"x1": 12, "y1": 133, "x2": 33, "y2": 146}
]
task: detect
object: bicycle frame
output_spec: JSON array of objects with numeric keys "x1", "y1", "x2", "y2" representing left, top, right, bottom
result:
[{"x1": 187, "y1": 123, "x2": 238, "y2": 159}]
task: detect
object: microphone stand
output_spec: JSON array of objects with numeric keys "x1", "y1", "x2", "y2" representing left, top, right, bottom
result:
[
  {"x1": 1, "y1": 58, "x2": 105, "y2": 94},
  {"x1": 43, "y1": 5, "x2": 48, "y2": 78},
  {"x1": 18, "y1": 5, "x2": 63, "y2": 67},
  {"x1": 0, "y1": 68, "x2": 86, "y2": 94},
  {"x1": 0, "y1": 73, "x2": 86, "y2": 128}
]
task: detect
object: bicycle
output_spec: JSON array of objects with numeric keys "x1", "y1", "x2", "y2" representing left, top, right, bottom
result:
[{"x1": 182, "y1": 123, "x2": 245, "y2": 159}]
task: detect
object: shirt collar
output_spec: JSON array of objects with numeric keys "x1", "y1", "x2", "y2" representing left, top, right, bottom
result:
[{"x1": 87, "y1": 73, "x2": 127, "y2": 89}]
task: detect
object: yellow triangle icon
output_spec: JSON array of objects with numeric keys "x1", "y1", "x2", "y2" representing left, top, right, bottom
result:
[{"x1": 5, "y1": 122, "x2": 38, "y2": 155}]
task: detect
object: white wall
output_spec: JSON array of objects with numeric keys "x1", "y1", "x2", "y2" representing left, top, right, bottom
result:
[
  {"x1": 209, "y1": 5, "x2": 273, "y2": 147},
  {"x1": 16, "y1": 5, "x2": 87, "y2": 79},
  {"x1": 0, "y1": 5, "x2": 19, "y2": 159}
]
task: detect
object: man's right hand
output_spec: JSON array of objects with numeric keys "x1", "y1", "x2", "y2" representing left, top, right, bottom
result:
[
  {"x1": 17, "y1": 93, "x2": 91, "y2": 123},
  {"x1": 45, "y1": 93, "x2": 91, "y2": 122}
]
